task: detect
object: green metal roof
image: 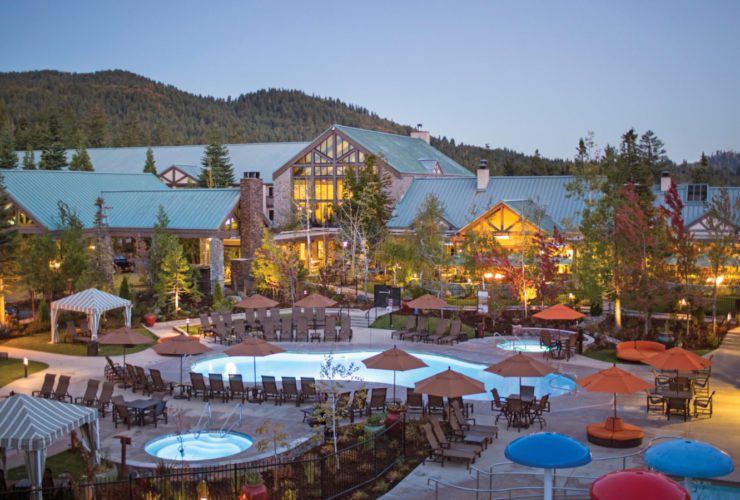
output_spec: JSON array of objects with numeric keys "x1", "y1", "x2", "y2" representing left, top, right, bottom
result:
[
  {"x1": 2, "y1": 170, "x2": 166, "y2": 230},
  {"x1": 102, "y1": 189, "x2": 240, "y2": 230},
  {"x1": 501, "y1": 199, "x2": 559, "y2": 233},
  {"x1": 14, "y1": 142, "x2": 309, "y2": 181},
  {"x1": 334, "y1": 125, "x2": 473, "y2": 177}
]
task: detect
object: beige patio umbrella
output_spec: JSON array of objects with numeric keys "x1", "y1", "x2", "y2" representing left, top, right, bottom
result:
[
  {"x1": 98, "y1": 326, "x2": 152, "y2": 365},
  {"x1": 484, "y1": 352, "x2": 556, "y2": 392},
  {"x1": 414, "y1": 367, "x2": 486, "y2": 398},
  {"x1": 406, "y1": 294, "x2": 448, "y2": 310},
  {"x1": 225, "y1": 337, "x2": 285, "y2": 388},
  {"x1": 295, "y1": 293, "x2": 337, "y2": 308},
  {"x1": 152, "y1": 334, "x2": 211, "y2": 387},
  {"x1": 362, "y1": 346, "x2": 428, "y2": 401},
  {"x1": 234, "y1": 294, "x2": 280, "y2": 310}
]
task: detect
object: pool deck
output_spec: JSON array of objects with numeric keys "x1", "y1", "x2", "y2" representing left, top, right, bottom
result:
[{"x1": 0, "y1": 310, "x2": 737, "y2": 498}]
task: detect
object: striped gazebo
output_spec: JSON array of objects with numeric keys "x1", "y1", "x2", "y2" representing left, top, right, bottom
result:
[
  {"x1": 50, "y1": 288, "x2": 132, "y2": 343},
  {"x1": 0, "y1": 395, "x2": 100, "y2": 498}
]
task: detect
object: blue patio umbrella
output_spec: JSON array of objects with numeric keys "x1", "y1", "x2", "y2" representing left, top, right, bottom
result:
[
  {"x1": 505, "y1": 432, "x2": 591, "y2": 500},
  {"x1": 645, "y1": 439, "x2": 734, "y2": 492}
]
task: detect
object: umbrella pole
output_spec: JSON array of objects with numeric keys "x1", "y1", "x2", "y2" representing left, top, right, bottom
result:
[
  {"x1": 614, "y1": 393, "x2": 617, "y2": 419},
  {"x1": 179, "y1": 355, "x2": 184, "y2": 387},
  {"x1": 253, "y1": 355, "x2": 257, "y2": 392},
  {"x1": 123, "y1": 346, "x2": 126, "y2": 366},
  {"x1": 393, "y1": 370, "x2": 396, "y2": 402}
]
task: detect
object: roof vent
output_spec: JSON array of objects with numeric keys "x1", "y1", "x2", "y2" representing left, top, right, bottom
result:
[
  {"x1": 244, "y1": 172, "x2": 261, "y2": 179},
  {"x1": 477, "y1": 159, "x2": 490, "y2": 191}
]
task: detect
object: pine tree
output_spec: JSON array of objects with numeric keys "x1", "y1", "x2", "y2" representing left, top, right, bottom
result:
[
  {"x1": 22, "y1": 147, "x2": 35, "y2": 170},
  {"x1": 0, "y1": 126, "x2": 18, "y2": 169},
  {"x1": 90, "y1": 197, "x2": 115, "y2": 291},
  {"x1": 119, "y1": 276, "x2": 131, "y2": 300},
  {"x1": 0, "y1": 174, "x2": 18, "y2": 324},
  {"x1": 39, "y1": 116, "x2": 68, "y2": 170},
  {"x1": 692, "y1": 152, "x2": 711, "y2": 184},
  {"x1": 143, "y1": 147, "x2": 157, "y2": 174},
  {"x1": 157, "y1": 240, "x2": 199, "y2": 312},
  {"x1": 69, "y1": 135, "x2": 94, "y2": 171},
  {"x1": 199, "y1": 138, "x2": 234, "y2": 187},
  {"x1": 149, "y1": 205, "x2": 177, "y2": 286},
  {"x1": 57, "y1": 202, "x2": 91, "y2": 292}
]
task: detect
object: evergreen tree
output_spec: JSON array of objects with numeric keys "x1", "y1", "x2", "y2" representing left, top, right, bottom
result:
[
  {"x1": 149, "y1": 205, "x2": 177, "y2": 286},
  {"x1": 90, "y1": 197, "x2": 115, "y2": 290},
  {"x1": 199, "y1": 138, "x2": 234, "y2": 187},
  {"x1": 143, "y1": 147, "x2": 157, "y2": 174},
  {"x1": 0, "y1": 174, "x2": 18, "y2": 324},
  {"x1": 118, "y1": 276, "x2": 131, "y2": 300},
  {"x1": 692, "y1": 152, "x2": 711, "y2": 184},
  {"x1": 410, "y1": 194, "x2": 449, "y2": 292},
  {"x1": 39, "y1": 116, "x2": 68, "y2": 170},
  {"x1": 638, "y1": 130, "x2": 668, "y2": 180},
  {"x1": 156, "y1": 240, "x2": 200, "y2": 313},
  {"x1": 22, "y1": 147, "x2": 35, "y2": 170},
  {"x1": 84, "y1": 104, "x2": 109, "y2": 147},
  {"x1": 19, "y1": 232, "x2": 60, "y2": 303},
  {"x1": 69, "y1": 135, "x2": 94, "y2": 171},
  {"x1": 57, "y1": 202, "x2": 91, "y2": 292},
  {"x1": 0, "y1": 126, "x2": 18, "y2": 169}
]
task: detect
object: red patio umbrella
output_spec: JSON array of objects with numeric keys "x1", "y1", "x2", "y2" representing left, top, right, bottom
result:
[{"x1": 533, "y1": 304, "x2": 585, "y2": 321}]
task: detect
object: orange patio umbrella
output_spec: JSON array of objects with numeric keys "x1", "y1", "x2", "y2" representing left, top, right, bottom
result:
[
  {"x1": 295, "y1": 293, "x2": 337, "y2": 308},
  {"x1": 414, "y1": 367, "x2": 486, "y2": 398},
  {"x1": 533, "y1": 304, "x2": 585, "y2": 321},
  {"x1": 98, "y1": 326, "x2": 152, "y2": 365},
  {"x1": 578, "y1": 364, "x2": 653, "y2": 419},
  {"x1": 234, "y1": 293, "x2": 279, "y2": 310},
  {"x1": 362, "y1": 346, "x2": 428, "y2": 401},
  {"x1": 484, "y1": 352, "x2": 556, "y2": 392},
  {"x1": 406, "y1": 294, "x2": 448, "y2": 310},
  {"x1": 225, "y1": 337, "x2": 285, "y2": 387},
  {"x1": 153, "y1": 334, "x2": 211, "y2": 387},
  {"x1": 643, "y1": 347, "x2": 712, "y2": 372}
]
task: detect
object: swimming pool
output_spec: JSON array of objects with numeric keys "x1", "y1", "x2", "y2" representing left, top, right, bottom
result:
[
  {"x1": 191, "y1": 351, "x2": 576, "y2": 400},
  {"x1": 691, "y1": 482, "x2": 740, "y2": 499},
  {"x1": 497, "y1": 339, "x2": 550, "y2": 353},
  {"x1": 145, "y1": 432, "x2": 253, "y2": 461}
]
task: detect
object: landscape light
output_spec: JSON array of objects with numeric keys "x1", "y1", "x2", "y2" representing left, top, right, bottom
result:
[{"x1": 23, "y1": 357, "x2": 28, "y2": 378}]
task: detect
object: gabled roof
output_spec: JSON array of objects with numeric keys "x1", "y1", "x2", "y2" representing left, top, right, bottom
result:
[
  {"x1": 14, "y1": 142, "x2": 309, "y2": 181},
  {"x1": 333, "y1": 125, "x2": 473, "y2": 177},
  {"x1": 103, "y1": 189, "x2": 240, "y2": 230},
  {"x1": 51, "y1": 288, "x2": 131, "y2": 315},
  {"x1": 1, "y1": 170, "x2": 166, "y2": 230},
  {"x1": 501, "y1": 200, "x2": 559, "y2": 233},
  {"x1": 661, "y1": 185, "x2": 740, "y2": 226}
]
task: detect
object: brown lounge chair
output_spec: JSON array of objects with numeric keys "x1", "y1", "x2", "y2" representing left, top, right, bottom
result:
[
  {"x1": 104, "y1": 356, "x2": 126, "y2": 382},
  {"x1": 437, "y1": 319, "x2": 464, "y2": 345},
  {"x1": 74, "y1": 379, "x2": 100, "y2": 407},
  {"x1": 422, "y1": 422, "x2": 477, "y2": 469},
  {"x1": 405, "y1": 388, "x2": 424, "y2": 416},
  {"x1": 189, "y1": 372, "x2": 209, "y2": 401},
  {"x1": 149, "y1": 368, "x2": 174, "y2": 395},
  {"x1": 427, "y1": 415, "x2": 484, "y2": 455},
  {"x1": 32, "y1": 373, "x2": 56, "y2": 398},
  {"x1": 424, "y1": 318, "x2": 450, "y2": 344},
  {"x1": 391, "y1": 315, "x2": 416, "y2": 340},
  {"x1": 261, "y1": 376, "x2": 283, "y2": 405},
  {"x1": 52, "y1": 375, "x2": 72, "y2": 403},
  {"x1": 209, "y1": 374, "x2": 230, "y2": 403},
  {"x1": 97, "y1": 382, "x2": 115, "y2": 417},
  {"x1": 586, "y1": 416, "x2": 644, "y2": 448},
  {"x1": 367, "y1": 388, "x2": 387, "y2": 415},
  {"x1": 449, "y1": 402, "x2": 498, "y2": 443},
  {"x1": 300, "y1": 377, "x2": 321, "y2": 403},
  {"x1": 229, "y1": 374, "x2": 250, "y2": 403},
  {"x1": 281, "y1": 377, "x2": 303, "y2": 406}
]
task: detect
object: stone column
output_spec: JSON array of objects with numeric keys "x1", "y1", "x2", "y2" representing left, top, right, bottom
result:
[
  {"x1": 209, "y1": 237, "x2": 224, "y2": 293},
  {"x1": 240, "y1": 173, "x2": 264, "y2": 291}
]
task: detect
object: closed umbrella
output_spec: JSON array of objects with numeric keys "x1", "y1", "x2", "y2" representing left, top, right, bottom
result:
[
  {"x1": 643, "y1": 347, "x2": 712, "y2": 372},
  {"x1": 98, "y1": 327, "x2": 152, "y2": 365},
  {"x1": 295, "y1": 293, "x2": 337, "y2": 308},
  {"x1": 484, "y1": 352, "x2": 556, "y2": 394},
  {"x1": 414, "y1": 367, "x2": 485, "y2": 398},
  {"x1": 362, "y1": 346, "x2": 428, "y2": 401},
  {"x1": 234, "y1": 294, "x2": 279, "y2": 310},
  {"x1": 153, "y1": 334, "x2": 211, "y2": 391},
  {"x1": 577, "y1": 364, "x2": 652, "y2": 419},
  {"x1": 225, "y1": 337, "x2": 285, "y2": 389}
]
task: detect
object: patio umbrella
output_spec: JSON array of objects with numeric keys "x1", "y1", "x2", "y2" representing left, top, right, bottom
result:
[
  {"x1": 406, "y1": 294, "x2": 448, "y2": 310},
  {"x1": 577, "y1": 364, "x2": 652, "y2": 419},
  {"x1": 98, "y1": 326, "x2": 152, "y2": 365},
  {"x1": 152, "y1": 334, "x2": 211, "y2": 387},
  {"x1": 362, "y1": 346, "x2": 428, "y2": 401},
  {"x1": 234, "y1": 294, "x2": 279, "y2": 310},
  {"x1": 484, "y1": 352, "x2": 556, "y2": 393},
  {"x1": 225, "y1": 337, "x2": 285, "y2": 388},
  {"x1": 505, "y1": 432, "x2": 591, "y2": 500},
  {"x1": 532, "y1": 304, "x2": 585, "y2": 321},
  {"x1": 590, "y1": 469, "x2": 690, "y2": 500},
  {"x1": 414, "y1": 367, "x2": 485, "y2": 398},
  {"x1": 643, "y1": 347, "x2": 712, "y2": 372},
  {"x1": 645, "y1": 439, "x2": 734, "y2": 492},
  {"x1": 295, "y1": 293, "x2": 337, "y2": 308}
]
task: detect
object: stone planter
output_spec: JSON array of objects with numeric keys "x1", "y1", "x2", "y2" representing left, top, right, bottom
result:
[
  {"x1": 240, "y1": 483, "x2": 268, "y2": 500},
  {"x1": 143, "y1": 313, "x2": 156, "y2": 327}
]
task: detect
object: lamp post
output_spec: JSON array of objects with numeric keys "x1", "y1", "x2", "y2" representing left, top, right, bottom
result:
[
  {"x1": 483, "y1": 272, "x2": 493, "y2": 292},
  {"x1": 568, "y1": 293, "x2": 575, "y2": 307},
  {"x1": 186, "y1": 317, "x2": 190, "y2": 334},
  {"x1": 23, "y1": 357, "x2": 28, "y2": 378},
  {"x1": 680, "y1": 298, "x2": 690, "y2": 343},
  {"x1": 342, "y1": 241, "x2": 348, "y2": 286}
]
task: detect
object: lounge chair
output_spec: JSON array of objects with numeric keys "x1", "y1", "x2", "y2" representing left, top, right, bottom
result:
[
  {"x1": 198, "y1": 313, "x2": 214, "y2": 336},
  {"x1": 244, "y1": 309, "x2": 257, "y2": 330},
  {"x1": 145, "y1": 395, "x2": 168, "y2": 427},
  {"x1": 270, "y1": 307, "x2": 281, "y2": 320},
  {"x1": 450, "y1": 401, "x2": 498, "y2": 441},
  {"x1": 282, "y1": 377, "x2": 303, "y2": 406},
  {"x1": 315, "y1": 308, "x2": 326, "y2": 328},
  {"x1": 391, "y1": 315, "x2": 416, "y2": 340},
  {"x1": 32, "y1": 373, "x2": 56, "y2": 398},
  {"x1": 426, "y1": 394, "x2": 445, "y2": 415},
  {"x1": 66, "y1": 321, "x2": 88, "y2": 344},
  {"x1": 52, "y1": 375, "x2": 72, "y2": 403},
  {"x1": 104, "y1": 356, "x2": 126, "y2": 382},
  {"x1": 263, "y1": 318, "x2": 278, "y2": 342},
  {"x1": 335, "y1": 392, "x2": 352, "y2": 420},
  {"x1": 214, "y1": 321, "x2": 235, "y2": 345},
  {"x1": 411, "y1": 316, "x2": 429, "y2": 342},
  {"x1": 232, "y1": 319, "x2": 247, "y2": 340},
  {"x1": 349, "y1": 390, "x2": 368, "y2": 422},
  {"x1": 447, "y1": 396, "x2": 473, "y2": 418},
  {"x1": 693, "y1": 390, "x2": 715, "y2": 418},
  {"x1": 422, "y1": 422, "x2": 477, "y2": 469},
  {"x1": 437, "y1": 319, "x2": 463, "y2": 345},
  {"x1": 229, "y1": 374, "x2": 249, "y2": 403},
  {"x1": 135, "y1": 366, "x2": 153, "y2": 395},
  {"x1": 78, "y1": 321, "x2": 91, "y2": 338},
  {"x1": 222, "y1": 311, "x2": 234, "y2": 331},
  {"x1": 261, "y1": 375, "x2": 283, "y2": 405},
  {"x1": 256, "y1": 308, "x2": 268, "y2": 324},
  {"x1": 74, "y1": 379, "x2": 100, "y2": 407},
  {"x1": 189, "y1": 372, "x2": 209, "y2": 401},
  {"x1": 291, "y1": 306, "x2": 302, "y2": 320},
  {"x1": 149, "y1": 369, "x2": 174, "y2": 395},
  {"x1": 338, "y1": 316, "x2": 352, "y2": 342},
  {"x1": 324, "y1": 315, "x2": 337, "y2": 341},
  {"x1": 367, "y1": 388, "x2": 387, "y2": 415},
  {"x1": 280, "y1": 317, "x2": 293, "y2": 341},
  {"x1": 295, "y1": 316, "x2": 309, "y2": 342},
  {"x1": 405, "y1": 388, "x2": 424, "y2": 416},
  {"x1": 208, "y1": 374, "x2": 229, "y2": 402},
  {"x1": 125, "y1": 364, "x2": 140, "y2": 392},
  {"x1": 113, "y1": 400, "x2": 134, "y2": 429},
  {"x1": 424, "y1": 318, "x2": 450, "y2": 344},
  {"x1": 427, "y1": 415, "x2": 484, "y2": 454},
  {"x1": 300, "y1": 377, "x2": 321, "y2": 403},
  {"x1": 97, "y1": 382, "x2": 115, "y2": 417}
]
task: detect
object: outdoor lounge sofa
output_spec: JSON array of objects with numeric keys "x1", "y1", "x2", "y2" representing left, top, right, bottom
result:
[
  {"x1": 586, "y1": 416, "x2": 644, "y2": 448},
  {"x1": 615, "y1": 341, "x2": 665, "y2": 363}
]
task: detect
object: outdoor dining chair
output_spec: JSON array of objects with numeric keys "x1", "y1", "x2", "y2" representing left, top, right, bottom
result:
[
  {"x1": 693, "y1": 390, "x2": 715, "y2": 418},
  {"x1": 646, "y1": 390, "x2": 665, "y2": 415},
  {"x1": 112, "y1": 400, "x2": 134, "y2": 429}
]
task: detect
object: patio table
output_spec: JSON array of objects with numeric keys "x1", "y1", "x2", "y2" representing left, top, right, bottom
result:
[{"x1": 127, "y1": 399, "x2": 159, "y2": 426}]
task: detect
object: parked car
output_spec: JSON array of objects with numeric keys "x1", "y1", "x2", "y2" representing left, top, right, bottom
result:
[{"x1": 113, "y1": 255, "x2": 134, "y2": 273}]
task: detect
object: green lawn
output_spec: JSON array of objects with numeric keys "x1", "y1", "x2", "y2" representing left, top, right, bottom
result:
[
  {"x1": 8, "y1": 449, "x2": 90, "y2": 481},
  {"x1": 370, "y1": 313, "x2": 476, "y2": 336},
  {"x1": 0, "y1": 328, "x2": 157, "y2": 357},
  {"x1": 0, "y1": 357, "x2": 48, "y2": 388},
  {"x1": 583, "y1": 348, "x2": 715, "y2": 364}
]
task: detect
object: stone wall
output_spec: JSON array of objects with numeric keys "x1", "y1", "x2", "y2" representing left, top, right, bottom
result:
[
  {"x1": 272, "y1": 171, "x2": 292, "y2": 228},
  {"x1": 239, "y1": 175, "x2": 265, "y2": 289}
]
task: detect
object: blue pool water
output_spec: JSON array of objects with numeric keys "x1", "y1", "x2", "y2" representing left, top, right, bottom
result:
[
  {"x1": 145, "y1": 432, "x2": 253, "y2": 461},
  {"x1": 497, "y1": 339, "x2": 550, "y2": 353},
  {"x1": 191, "y1": 351, "x2": 576, "y2": 400},
  {"x1": 691, "y1": 482, "x2": 740, "y2": 499}
]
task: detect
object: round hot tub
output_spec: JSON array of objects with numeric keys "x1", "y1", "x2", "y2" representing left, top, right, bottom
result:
[
  {"x1": 145, "y1": 431, "x2": 253, "y2": 461},
  {"x1": 497, "y1": 339, "x2": 551, "y2": 353}
]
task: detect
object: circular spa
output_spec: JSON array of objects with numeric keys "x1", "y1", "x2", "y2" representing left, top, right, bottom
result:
[
  {"x1": 497, "y1": 339, "x2": 551, "y2": 353},
  {"x1": 145, "y1": 432, "x2": 253, "y2": 461},
  {"x1": 192, "y1": 351, "x2": 576, "y2": 399}
]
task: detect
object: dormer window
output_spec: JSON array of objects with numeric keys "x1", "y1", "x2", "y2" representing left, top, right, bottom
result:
[{"x1": 687, "y1": 184, "x2": 707, "y2": 202}]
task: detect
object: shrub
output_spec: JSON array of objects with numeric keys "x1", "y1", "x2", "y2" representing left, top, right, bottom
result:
[{"x1": 119, "y1": 277, "x2": 131, "y2": 300}]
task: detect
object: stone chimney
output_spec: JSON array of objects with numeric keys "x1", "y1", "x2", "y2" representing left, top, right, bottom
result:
[
  {"x1": 237, "y1": 172, "x2": 264, "y2": 292},
  {"x1": 660, "y1": 171, "x2": 672, "y2": 192},
  {"x1": 410, "y1": 123, "x2": 430, "y2": 144},
  {"x1": 477, "y1": 159, "x2": 490, "y2": 191}
]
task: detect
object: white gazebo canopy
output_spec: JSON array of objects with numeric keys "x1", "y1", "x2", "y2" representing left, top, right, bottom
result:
[
  {"x1": 50, "y1": 288, "x2": 132, "y2": 343},
  {"x1": 0, "y1": 395, "x2": 100, "y2": 499}
]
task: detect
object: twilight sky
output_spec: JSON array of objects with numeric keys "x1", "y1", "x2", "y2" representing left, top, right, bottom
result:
[{"x1": 1, "y1": 0, "x2": 738, "y2": 162}]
